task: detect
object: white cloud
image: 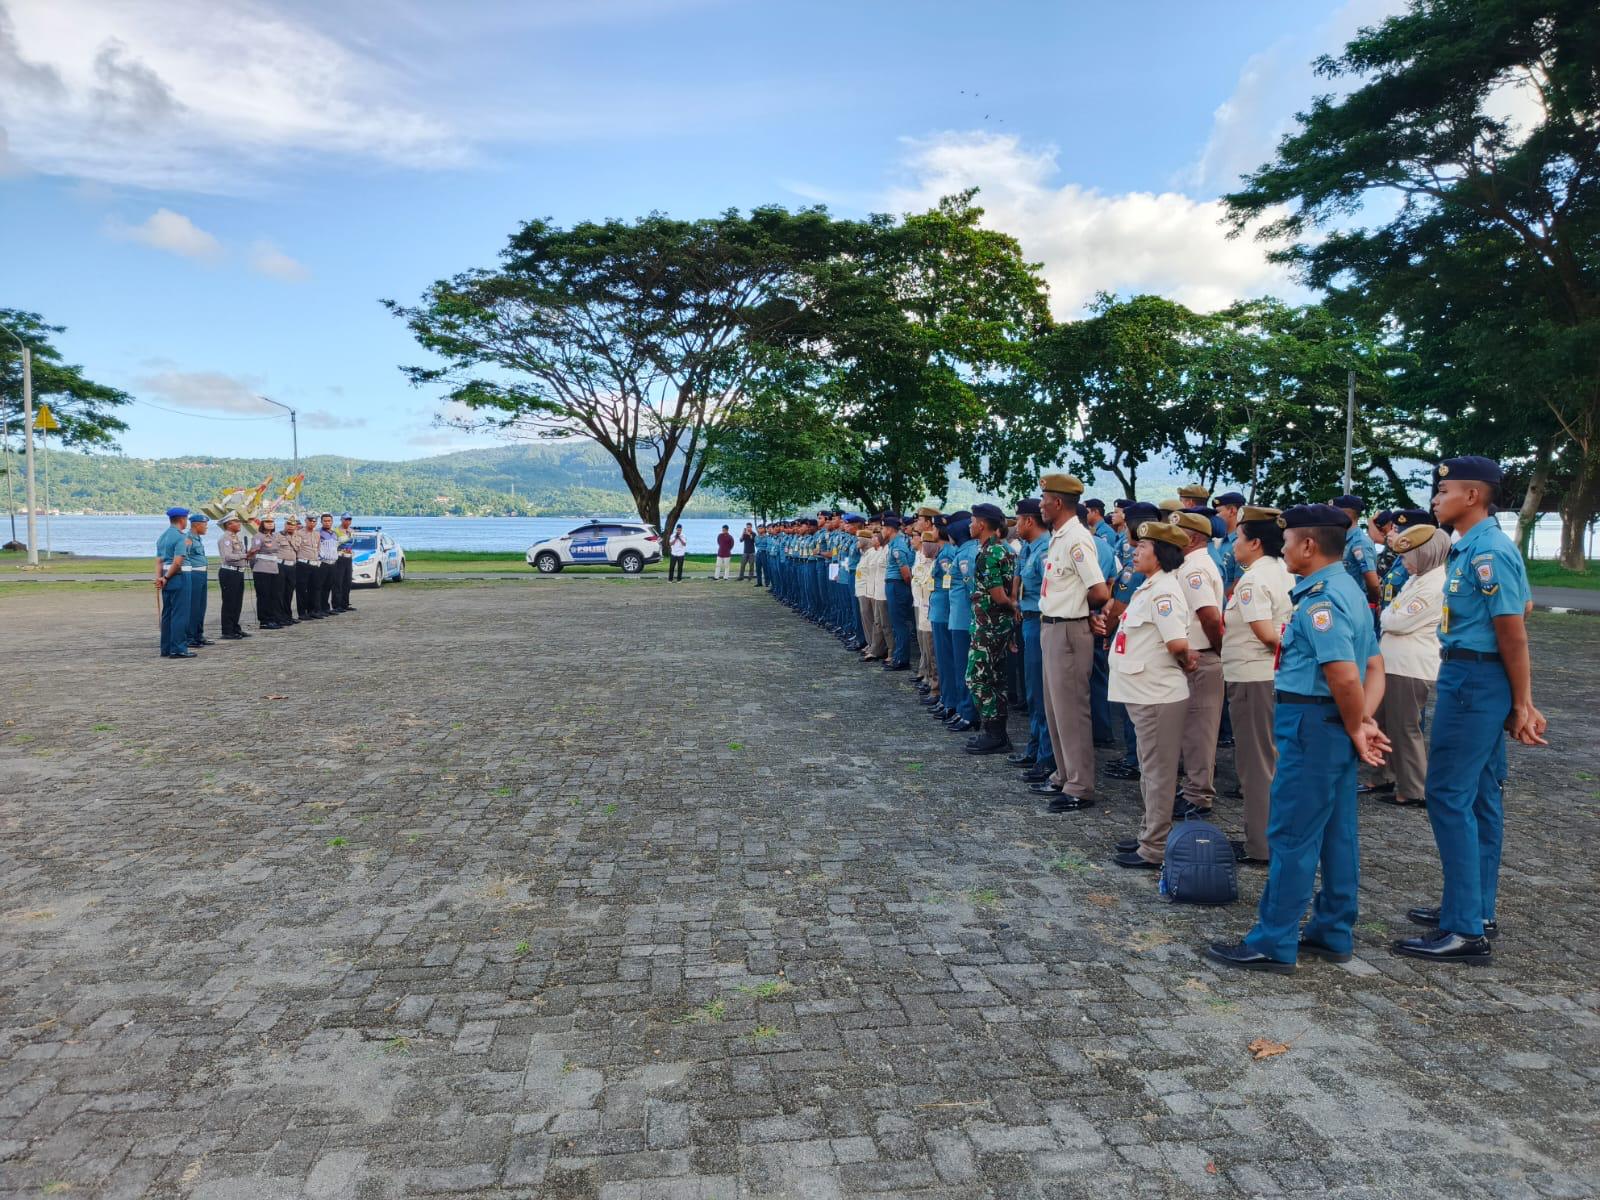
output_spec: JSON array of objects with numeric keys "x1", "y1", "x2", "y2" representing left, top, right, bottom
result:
[
  {"x1": 106, "y1": 208, "x2": 222, "y2": 260},
  {"x1": 301, "y1": 410, "x2": 363, "y2": 430},
  {"x1": 885, "y1": 132, "x2": 1297, "y2": 317},
  {"x1": 249, "y1": 240, "x2": 310, "y2": 281},
  {"x1": 1, "y1": 0, "x2": 462, "y2": 190},
  {"x1": 138, "y1": 368, "x2": 272, "y2": 414}
]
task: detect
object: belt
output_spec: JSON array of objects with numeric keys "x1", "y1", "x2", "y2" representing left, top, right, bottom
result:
[
  {"x1": 1441, "y1": 647, "x2": 1500, "y2": 662},
  {"x1": 1041, "y1": 615, "x2": 1087, "y2": 624},
  {"x1": 298, "y1": 559, "x2": 315, "y2": 565},
  {"x1": 1021, "y1": 612, "x2": 1041, "y2": 621},
  {"x1": 219, "y1": 565, "x2": 242, "y2": 572},
  {"x1": 259, "y1": 555, "x2": 280, "y2": 563},
  {"x1": 1276, "y1": 691, "x2": 1335, "y2": 705},
  {"x1": 180, "y1": 565, "x2": 205, "y2": 573}
]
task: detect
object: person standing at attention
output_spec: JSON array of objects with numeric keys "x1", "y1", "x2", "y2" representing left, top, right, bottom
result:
[
  {"x1": 714, "y1": 525, "x2": 735, "y2": 580},
  {"x1": 155, "y1": 507, "x2": 194, "y2": 659},
  {"x1": 667, "y1": 524, "x2": 689, "y2": 581}
]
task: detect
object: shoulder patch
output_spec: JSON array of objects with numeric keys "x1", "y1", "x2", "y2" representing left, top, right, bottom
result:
[
  {"x1": 1310, "y1": 606, "x2": 1334, "y2": 632},
  {"x1": 1404, "y1": 598, "x2": 1425, "y2": 615},
  {"x1": 1308, "y1": 581, "x2": 1324, "y2": 594},
  {"x1": 1238, "y1": 586, "x2": 1253, "y2": 606},
  {"x1": 1186, "y1": 572, "x2": 1203, "y2": 590},
  {"x1": 1154, "y1": 597, "x2": 1174, "y2": 618},
  {"x1": 1070, "y1": 544, "x2": 1085, "y2": 563}
]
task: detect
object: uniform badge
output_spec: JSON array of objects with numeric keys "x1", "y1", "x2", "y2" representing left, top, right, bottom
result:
[
  {"x1": 1354, "y1": 548, "x2": 1366, "y2": 564},
  {"x1": 1187, "y1": 572, "x2": 1203, "y2": 590},
  {"x1": 1070, "y1": 545, "x2": 1085, "y2": 563},
  {"x1": 1475, "y1": 562, "x2": 1494, "y2": 584},
  {"x1": 1404, "y1": 599, "x2": 1424, "y2": 615},
  {"x1": 1155, "y1": 597, "x2": 1174, "y2": 617},
  {"x1": 1238, "y1": 586, "x2": 1253, "y2": 605},
  {"x1": 1311, "y1": 606, "x2": 1334, "y2": 632}
]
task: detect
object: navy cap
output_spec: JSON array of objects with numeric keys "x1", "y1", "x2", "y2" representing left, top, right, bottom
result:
[
  {"x1": 882, "y1": 515, "x2": 902, "y2": 528},
  {"x1": 842, "y1": 512, "x2": 864, "y2": 524},
  {"x1": 1329, "y1": 494, "x2": 1365, "y2": 513},
  {"x1": 1113, "y1": 498, "x2": 1133, "y2": 510},
  {"x1": 1015, "y1": 497, "x2": 1042, "y2": 518},
  {"x1": 1279, "y1": 503, "x2": 1348, "y2": 529},
  {"x1": 971, "y1": 502, "x2": 1006, "y2": 528},
  {"x1": 947, "y1": 509, "x2": 972, "y2": 522},
  {"x1": 1075, "y1": 503, "x2": 1089, "y2": 520},
  {"x1": 1437, "y1": 455, "x2": 1502, "y2": 484},
  {"x1": 1123, "y1": 502, "x2": 1162, "y2": 525},
  {"x1": 1084, "y1": 497, "x2": 1105, "y2": 512},
  {"x1": 188, "y1": 509, "x2": 209, "y2": 522},
  {"x1": 1391, "y1": 508, "x2": 1437, "y2": 528},
  {"x1": 1214, "y1": 491, "x2": 1247, "y2": 507},
  {"x1": 1374, "y1": 509, "x2": 1395, "y2": 526},
  {"x1": 166, "y1": 506, "x2": 189, "y2": 519}
]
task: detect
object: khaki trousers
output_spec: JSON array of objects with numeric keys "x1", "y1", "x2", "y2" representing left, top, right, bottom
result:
[
  {"x1": 1041, "y1": 618, "x2": 1095, "y2": 797},
  {"x1": 918, "y1": 627, "x2": 938, "y2": 690},
  {"x1": 1226, "y1": 679, "x2": 1277, "y2": 860},
  {"x1": 1375, "y1": 673, "x2": 1432, "y2": 799},
  {"x1": 1180, "y1": 651, "x2": 1225, "y2": 809},
  {"x1": 859, "y1": 597, "x2": 882, "y2": 657},
  {"x1": 1131, "y1": 699, "x2": 1188, "y2": 862},
  {"x1": 871, "y1": 598, "x2": 891, "y2": 657}
]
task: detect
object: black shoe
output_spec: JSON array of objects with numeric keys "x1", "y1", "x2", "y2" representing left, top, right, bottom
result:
[
  {"x1": 1297, "y1": 937, "x2": 1353, "y2": 964},
  {"x1": 1206, "y1": 942, "x2": 1295, "y2": 974},
  {"x1": 1022, "y1": 764, "x2": 1056, "y2": 784},
  {"x1": 167, "y1": 650, "x2": 197, "y2": 659},
  {"x1": 1113, "y1": 851, "x2": 1160, "y2": 870},
  {"x1": 919, "y1": 695, "x2": 941, "y2": 707},
  {"x1": 1406, "y1": 906, "x2": 1498, "y2": 940},
  {"x1": 882, "y1": 663, "x2": 910, "y2": 672},
  {"x1": 1229, "y1": 840, "x2": 1269, "y2": 867},
  {"x1": 967, "y1": 720, "x2": 1011, "y2": 754},
  {"x1": 1225, "y1": 786, "x2": 1243, "y2": 800},
  {"x1": 1047, "y1": 795, "x2": 1094, "y2": 813},
  {"x1": 1115, "y1": 838, "x2": 1139, "y2": 853},
  {"x1": 235, "y1": 631, "x2": 252, "y2": 638},
  {"x1": 1216, "y1": 736, "x2": 1235, "y2": 748},
  {"x1": 1391, "y1": 929, "x2": 1493, "y2": 963},
  {"x1": 260, "y1": 623, "x2": 283, "y2": 630},
  {"x1": 1175, "y1": 802, "x2": 1213, "y2": 821},
  {"x1": 1092, "y1": 738, "x2": 1117, "y2": 748},
  {"x1": 1358, "y1": 782, "x2": 1396, "y2": 797},
  {"x1": 929, "y1": 706, "x2": 949, "y2": 719},
  {"x1": 192, "y1": 638, "x2": 216, "y2": 647},
  {"x1": 220, "y1": 633, "x2": 243, "y2": 640},
  {"x1": 1104, "y1": 762, "x2": 1140, "y2": 781},
  {"x1": 946, "y1": 719, "x2": 975, "y2": 733},
  {"x1": 1028, "y1": 782, "x2": 1062, "y2": 796},
  {"x1": 342, "y1": 606, "x2": 357, "y2": 612},
  {"x1": 1006, "y1": 752, "x2": 1036, "y2": 767}
]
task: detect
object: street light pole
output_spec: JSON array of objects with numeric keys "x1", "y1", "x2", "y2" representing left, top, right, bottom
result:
[
  {"x1": 256, "y1": 394, "x2": 297, "y2": 468},
  {"x1": 1343, "y1": 368, "x2": 1356, "y2": 495},
  {"x1": 1, "y1": 322, "x2": 39, "y2": 566}
]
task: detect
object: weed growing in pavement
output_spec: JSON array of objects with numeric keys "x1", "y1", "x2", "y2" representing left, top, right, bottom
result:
[
  {"x1": 738, "y1": 980, "x2": 793, "y2": 999},
  {"x1": 92, "y1": 723, "x2": 113, "y2": 732},
  {"x1": 602, "y1": 802, "x2": 618, "y2": 815},
  {"x1": 384, "y1": 1036, "x2": 411, "y2": 1055},
  {"x1": 728, "y1": 742, "x2": 744, "y2": 751},
  {"x1": 1053, "y1": 851, "x2": 1098, "y2": 874},
  {"x1": 326, "y1": 837, "x2": 348, "y2": 848},
  {"x1": 495, "y1": 786, "x2": 512, "y2": 796},
  {"x1": 514, "y1": 941, "x2": 531, "y2": 957},
  {"x1": 749, "y1": 1025, "x2": 781, "y2": 1040},
  {"x1": 675, "y1": 999, "x2": 727, "y2": 1024},
  {"x1": 967, "y1": 888, "x2": 1001, "y2": 907}
]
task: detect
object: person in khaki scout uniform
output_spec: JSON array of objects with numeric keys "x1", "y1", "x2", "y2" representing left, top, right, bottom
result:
[
  {"x1": 295, "y1": 515, "x2": 322, "y2": 620},
  {"x1": 1031, "y1": 474, "x2": 1108, "y2": 812},
  {"x1": 912, "y1": 531, "x2": 939, "y2": 697},
  {"x1": 1361, "y1": 523, "x2": 1449, "y2": 807},
  {"x1": 1170, "y1": 509, "x2": 1226, "y2": 819},
  {"x1": 1106, "y1": 521, "x2": 1195, "y2": 868},
  {"x1": 279, "y1": 516, "x2": 302, "y2": 624},
  {"x1": 1221, "y1": 506, "x2": 1294, "y2": 864},
  {"x1": 251, "y1": 515, "x2": 284, "y2": 629},
  {"x1": 216, "y1": 515, "x2": 255, "y2": 639}
]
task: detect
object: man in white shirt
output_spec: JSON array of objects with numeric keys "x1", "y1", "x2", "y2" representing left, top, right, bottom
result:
[
  {"x1": 1029, "y1": 473, "x2": 1109, "y2": 812},
  {"x1": 1170, "y1": 511, "x2": 1226, "y2": 818}
]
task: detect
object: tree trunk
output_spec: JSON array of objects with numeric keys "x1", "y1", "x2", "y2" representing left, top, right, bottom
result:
[
  {"x1": 1515, "y1": 434, "x2": 1556, "y2": 558},
  {"x1": 1558, "y1": 450, "x2": 1598, "y2": 572}
]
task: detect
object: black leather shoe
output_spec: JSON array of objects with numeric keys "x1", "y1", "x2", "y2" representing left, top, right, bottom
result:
[
  {"x1": 1006, "y1": 752, "x2": 1036, "y2": 767},
  {"x1": 1391, "y1": 929, "x2": 1493, "y2": 963},
  {"x1": 220, "y1": 633, "x2": 243, "y2": 640},
  {"x1": 1229, "y1": 840, "x2": 1269, "y2": 867},
  {"x1": 1297, "y1": 937, "x2": 1353, "y2": 964},
  {"x1": 929, "y1": 707, "x2": 949, "y2": 719},
  {"x1": 1358, "y1": 782, "x2": 1395, "y2": 797},
  {"x1": 1104, "y1": 762, "x2": 1140, "y2": 781},
  {"x1": 260, "y1": 623, "x2": 283, "y2": 630},
  {"x1": 1175, "y1": 802, "x2": 1214, "y2": 821},
  {"x1": 1022, "y1": 766, "x2": 1055, "y2": 784},
  {"x1": 1206, "y1": 942, "x2": 1295, "y2": 974},
  {"x1": 1047, "y1": 795, "x2": 1094, "y2": 813},
  {"x1": 1092, "y1": 738, "x2": 1117, "y2": 749},
  {"x1": 236, "y1": 631, "x2": 252, "y2": 638},
  {"x1": 946, "y1": 719, "x2": 975, "y2": 733},
  {"x1": 1115, "y1": 837, "x2": 1138, "y2": 853},
  {"x1": 1216, "y1": 736, "x2": 1235, "y2": 748},
  {"x1": 1113, "y1": 851, "x2": 1160, "y2": 870},
  {"x1": 192, "y1": 638, "x2": 216, "y2": 647},
  {"x1": 168, "y1": 650, "x2": 196, "y2": 659},
  {"x1": 882, "y1": 663, "x2": 910, "y2": 672},
  {"x1": 1028, "y1": 782, "x2": 1062, "y2": 796},
  {"x1": 1406, "y1": 906, "x2": 1498, "y2": 939},
  {"x1": 342, "y1": 606, "x2": 357, "y2": 612}
]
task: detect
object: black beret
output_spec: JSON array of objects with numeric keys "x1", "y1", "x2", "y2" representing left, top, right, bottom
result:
[
  {"x1": 1437, "y1": 455, "x2": 1502, "y2": 484},
  {"x1": 1084, "y1": 497, "x2": 1105, "y2": 512},
  {"x1": 970, "y1": 502, "x2": 1006, "y2": 528},
  {"x1": 882, "y1": 515, "x2": 902, "y2": 528},
  {"x1": 947, "y1": 517, "x2": 972, "y2": 542},
  {"x1": 1214, "y1": 492, "x2": 1247, "y2": 507},
  {"x1": 1122, "y1": 502, "x2": 1162, "y2": 526},
  {"x1": 1329, "y1": 494, "x2": 1365, "y2": 512},
  {"x1": 1374, "y1": 510, "x2": 1395, "y2": 526},
  {"x1": 1279, "y1": 503, "x2": 1349, "y2": 529},
  {"x1": 1391, "y1": 508, "x2": 1437, "y2": 529},
  {"x1": 1015, "y1": 498, "x2": 1042, "y2": 517},
  {"x1": 947, "y1": 509, "x2": 972, "y2": 523},
  {"x1": 1113, "y1": 498, "x2": 1133, "y2": 509}
]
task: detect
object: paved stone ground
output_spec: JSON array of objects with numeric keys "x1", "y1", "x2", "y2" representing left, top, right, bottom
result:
[{"x1": 1, "y1": 580, "x2": 1597, "y2": 1200}]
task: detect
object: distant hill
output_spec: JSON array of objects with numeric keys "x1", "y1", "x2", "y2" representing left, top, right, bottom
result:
[{"x1": 5, "y1": 440, "x2": 1200, "y2": 517}]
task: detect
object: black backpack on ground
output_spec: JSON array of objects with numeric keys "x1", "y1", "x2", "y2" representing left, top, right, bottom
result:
[{"x1": 1158, "y1": 820, "x2": 1238, "y2": 905}]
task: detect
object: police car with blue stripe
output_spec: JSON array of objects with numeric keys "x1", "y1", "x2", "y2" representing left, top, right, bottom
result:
[
  {"x1": 526, "y1": 520, "x2": 661, "y2": 574},
  {"x1": 348, "y1": 527, "x2": 406, "y2": 587}
]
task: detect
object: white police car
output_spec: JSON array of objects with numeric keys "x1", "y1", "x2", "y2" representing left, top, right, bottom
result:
[
  {"x1": 525, "y1": 520, "x2": 661, "y2": 574},
  {"x1": 348, "y1": 527, "x2": 405, "y2": 587}
]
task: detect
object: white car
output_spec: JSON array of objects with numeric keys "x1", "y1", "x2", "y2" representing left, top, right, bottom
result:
[
  {"x1": 525, "y1": 520, "x2": 662, "y2": 575},
  {"x1": 348, "y1": 527, "x2": 406, "y2": 587}
]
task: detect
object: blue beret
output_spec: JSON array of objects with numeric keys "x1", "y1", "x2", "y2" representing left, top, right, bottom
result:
[
  {"x1": 971, "y1": 502, "x2": 1006, "y2": 527},
  {"x1": 947, "y1": 517, "x2": 972, "y2": 543},
  {"x1": 1123, "y1": 502, "x2": 1161, "y2": 525},
  {"x1": 882, "y1": 515, "x2": 902, "y2": 528},
  {"x1": 1330, "y1": 494, "x2": 1365, "y2": 512},
  {"x1": 842, "y1": 513, "x2": 864, "y2": 524},
  {"x1": 1391, "y1": 508, "x2": 1436, "y2": 528},
  {"x1": 187, "y1": 509, "x2": 209, "y2": 522},
  {"x1": 1015, "y1": 497, "x2": 1042, "y2": 517},
  {"x1": 166, "y1": 506, "x2": 189, "y2": 518},
  {"x1": 1437, "y1": 455, "x2": 1502, "y2": 484},
  {"x1": 1084, "y1": 497, "x2": 1105, "y2": 512},
  {"x1": 1280, "y1": 503, "x2": 1348, "y2": 529},
  {"x1": 1374, "y1": 510, "x2": 1395, "y2": 526},
  {"x1": 1214, "y1": 492, "x2": 1247, "y2": 507}
]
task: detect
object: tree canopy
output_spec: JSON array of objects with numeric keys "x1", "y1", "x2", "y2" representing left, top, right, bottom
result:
[{"x1": 1, "y1": 308, "x2": 132, "y2": 452}]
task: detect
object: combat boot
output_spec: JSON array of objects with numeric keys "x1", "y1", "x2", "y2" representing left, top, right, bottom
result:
[{"x1": 964, "y1": 718, "x2": 1013, "y2": 755}]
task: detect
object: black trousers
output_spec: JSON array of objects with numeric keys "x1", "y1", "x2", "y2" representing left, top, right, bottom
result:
[
  {"x1": 334, "y1": 557, "x2": 353, "y2": 609},
  {"x1": 317, "y1": 562, "x2": 335, "y2": 613},
  {"x1": 254, "y1": 571, "x2": 280, "y2": 626},
  {"x1": 668, "y1": 555, "x2": 685, "y2": 581},
  {"x1": 280, "y1": 563, "x2": 299, "y2": 622},
  {"x1": 219, "y1": 568, "x2": 245, "y2": 635},
  {"x1": 296, "y1": 563, "x2": 316, "y2": 618}
]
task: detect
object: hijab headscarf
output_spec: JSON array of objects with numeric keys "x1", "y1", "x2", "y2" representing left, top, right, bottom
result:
[{"x1": 1401, "y1": 529, "x2": 1450, "y2": 576}]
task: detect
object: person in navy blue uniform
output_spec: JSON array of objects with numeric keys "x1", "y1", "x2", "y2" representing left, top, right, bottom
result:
[
  {"x1": 882, "y1": 515, "x2": 916, "y2": 671},
  {"x1": 1331, "y1": 494, "x2": 1381, "y2": 605},
  {"x1": 1207, "y1": 504, "x2": 1390, "y2": 974},
  {"x1": 1393, "y1": 456, "x2": 1547, "y2": 964},
  {"x1": 154, "y1": 507, "x2": 194, "y2": 659},
  {"x1": 183, "y1": 510, "x2": 215, "y2": 649}
]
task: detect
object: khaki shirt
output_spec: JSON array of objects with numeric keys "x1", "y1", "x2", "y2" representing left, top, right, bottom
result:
[
  {"x1": 1222, "y1": 556, "x2": 1294, "y2": 683},
  {"x1": 1379, "y1": 563, "x2": 1446, "y2": 681},
  {"x1": 1108, "y1": 570, "x2": 1191, "y2": 705},
  {"x1": 911, "y1": 556, "x2": 934, "y2": 630},
  {"x1": 1040, "y1": 516, "x2": 1105, "y2": 620},
  {"x1": 218, "y1": 531, "x2": 252, "y2": 570},
  {"x1": 293, "y1": 528, "x2": 319, "y2": 562},
  {"x1": 1179, "y1": 547, "x2": 1225, "y2": 651}
]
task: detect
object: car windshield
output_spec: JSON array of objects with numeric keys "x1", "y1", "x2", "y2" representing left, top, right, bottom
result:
[{"x1": 350, "y1": 535, "x2": 379, "y2": 550}]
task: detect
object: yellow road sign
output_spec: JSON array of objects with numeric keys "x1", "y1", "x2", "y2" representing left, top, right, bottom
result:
[{"x1": 33, "y1": 403, "x2": 60, "y2": 432}]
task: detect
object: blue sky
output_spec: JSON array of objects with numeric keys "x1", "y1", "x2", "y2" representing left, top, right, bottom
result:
[{"x1": 1, "y1": 0, "x2": 1404, "y2": 461}]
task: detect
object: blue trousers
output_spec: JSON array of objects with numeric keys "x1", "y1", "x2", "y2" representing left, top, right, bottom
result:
[
  {"x1": 885, "y1": 580, "x2": 914, "y2": 667},
  {"x1": 1090, "y1": 639, "x2": 1112, "y2": 743},
  {"x1": 186, "y1": 571, "x2": 208, "y2": 644},
  {"x1": 1020, "y1": 616, "x2": 1053, "y2": 762},
  {"x1": 948, "y1": 625, "x2": 978, "y2": 722},
  {"x1": 1242, "y1": 704, "x2": 1359, "y2": 963},
  {"x1": 1425, "y1": 659, "x2": 1510, "y2": 937},
  {"x1": 931, "y1": 621, "x2": 954, "y2": 706},
  {"x1": 160, "y1": 576, "x2": 191, "y2": 656}
]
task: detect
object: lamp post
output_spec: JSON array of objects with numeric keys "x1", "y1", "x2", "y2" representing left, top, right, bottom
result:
[
  {"x1": 256, "y1": 394, "x2": 297, "y2": 467},
  {"x1": 0, "y1": 321, "x2": 39, "y2": 567}
]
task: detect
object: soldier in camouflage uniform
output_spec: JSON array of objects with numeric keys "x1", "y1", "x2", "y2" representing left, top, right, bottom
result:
[{"x1": 964, "y1": 502, "x2": 1021, "y2": 755}]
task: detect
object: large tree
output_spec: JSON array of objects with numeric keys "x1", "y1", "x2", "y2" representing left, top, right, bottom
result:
[
  {"x1": 1224, "y1": 0, "x2": 1600, "y2": 567},
  {"x1": 1, "y1": 308, "x2": 132, "y2": 451},
  {"x1": 385, "y1": 207, "x2": 854, "y2": 537}
]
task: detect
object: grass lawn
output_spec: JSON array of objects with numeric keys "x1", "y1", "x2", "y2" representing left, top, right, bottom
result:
[
  {"x1": 1525, "y1": 559, "x2": 1600, "y2": 591},
  {"x1": 0, "y1": 548, "x2": 721, "y2": 578}
]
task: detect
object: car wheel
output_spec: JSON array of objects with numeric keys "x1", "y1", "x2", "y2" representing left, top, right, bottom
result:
[
  {"x1": 618, "y1": 550, "x2": 644, "y2": 575},
  {"x1": 372, "y1": 568, "x2": 383, "y2": 589},
  {"x1": 534, "y1": 551, "x2": 563, "y2": 575},
  {"x1": 394, "y1": 557, "x2": 405, "y2": 582}
]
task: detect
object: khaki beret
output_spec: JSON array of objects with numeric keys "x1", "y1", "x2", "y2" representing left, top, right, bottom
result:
[
  {"x1": 1169, "y1": 511, "x2": 1213, "y2": 537},
  {"x1": 1039, "y1": 472, "x2": 1084, "y2": 496},
  {"x1": 1137, "y1": 520, "x2": 1189, "y2": 549},
  {"x1": 1391, "y1": 524, "x2": 1439, "y2": 553},
  {"x1": 1177, "y1": 484, "x2": 1210, "y2": 501},
  {"x1": 1239, "y1": 505, "x2": 1282, "y2": 524},
  {"x1": 1157, "y1": 498, "x2": 1181, "y2": 512},
  {"x1": 916, "y1": 506, "x2": 941, "y2": 518},
  {"x1": 921, "y1": 530, "x2": 940, "y2": 543}
]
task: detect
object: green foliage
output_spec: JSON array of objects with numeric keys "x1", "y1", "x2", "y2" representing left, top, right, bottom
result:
[
  {"x1": 703, "y1": 383, "x2": 857, "y2": 520},
  {"x1": 1, "y1": 309, "x2": 132, "y2": 452}
]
